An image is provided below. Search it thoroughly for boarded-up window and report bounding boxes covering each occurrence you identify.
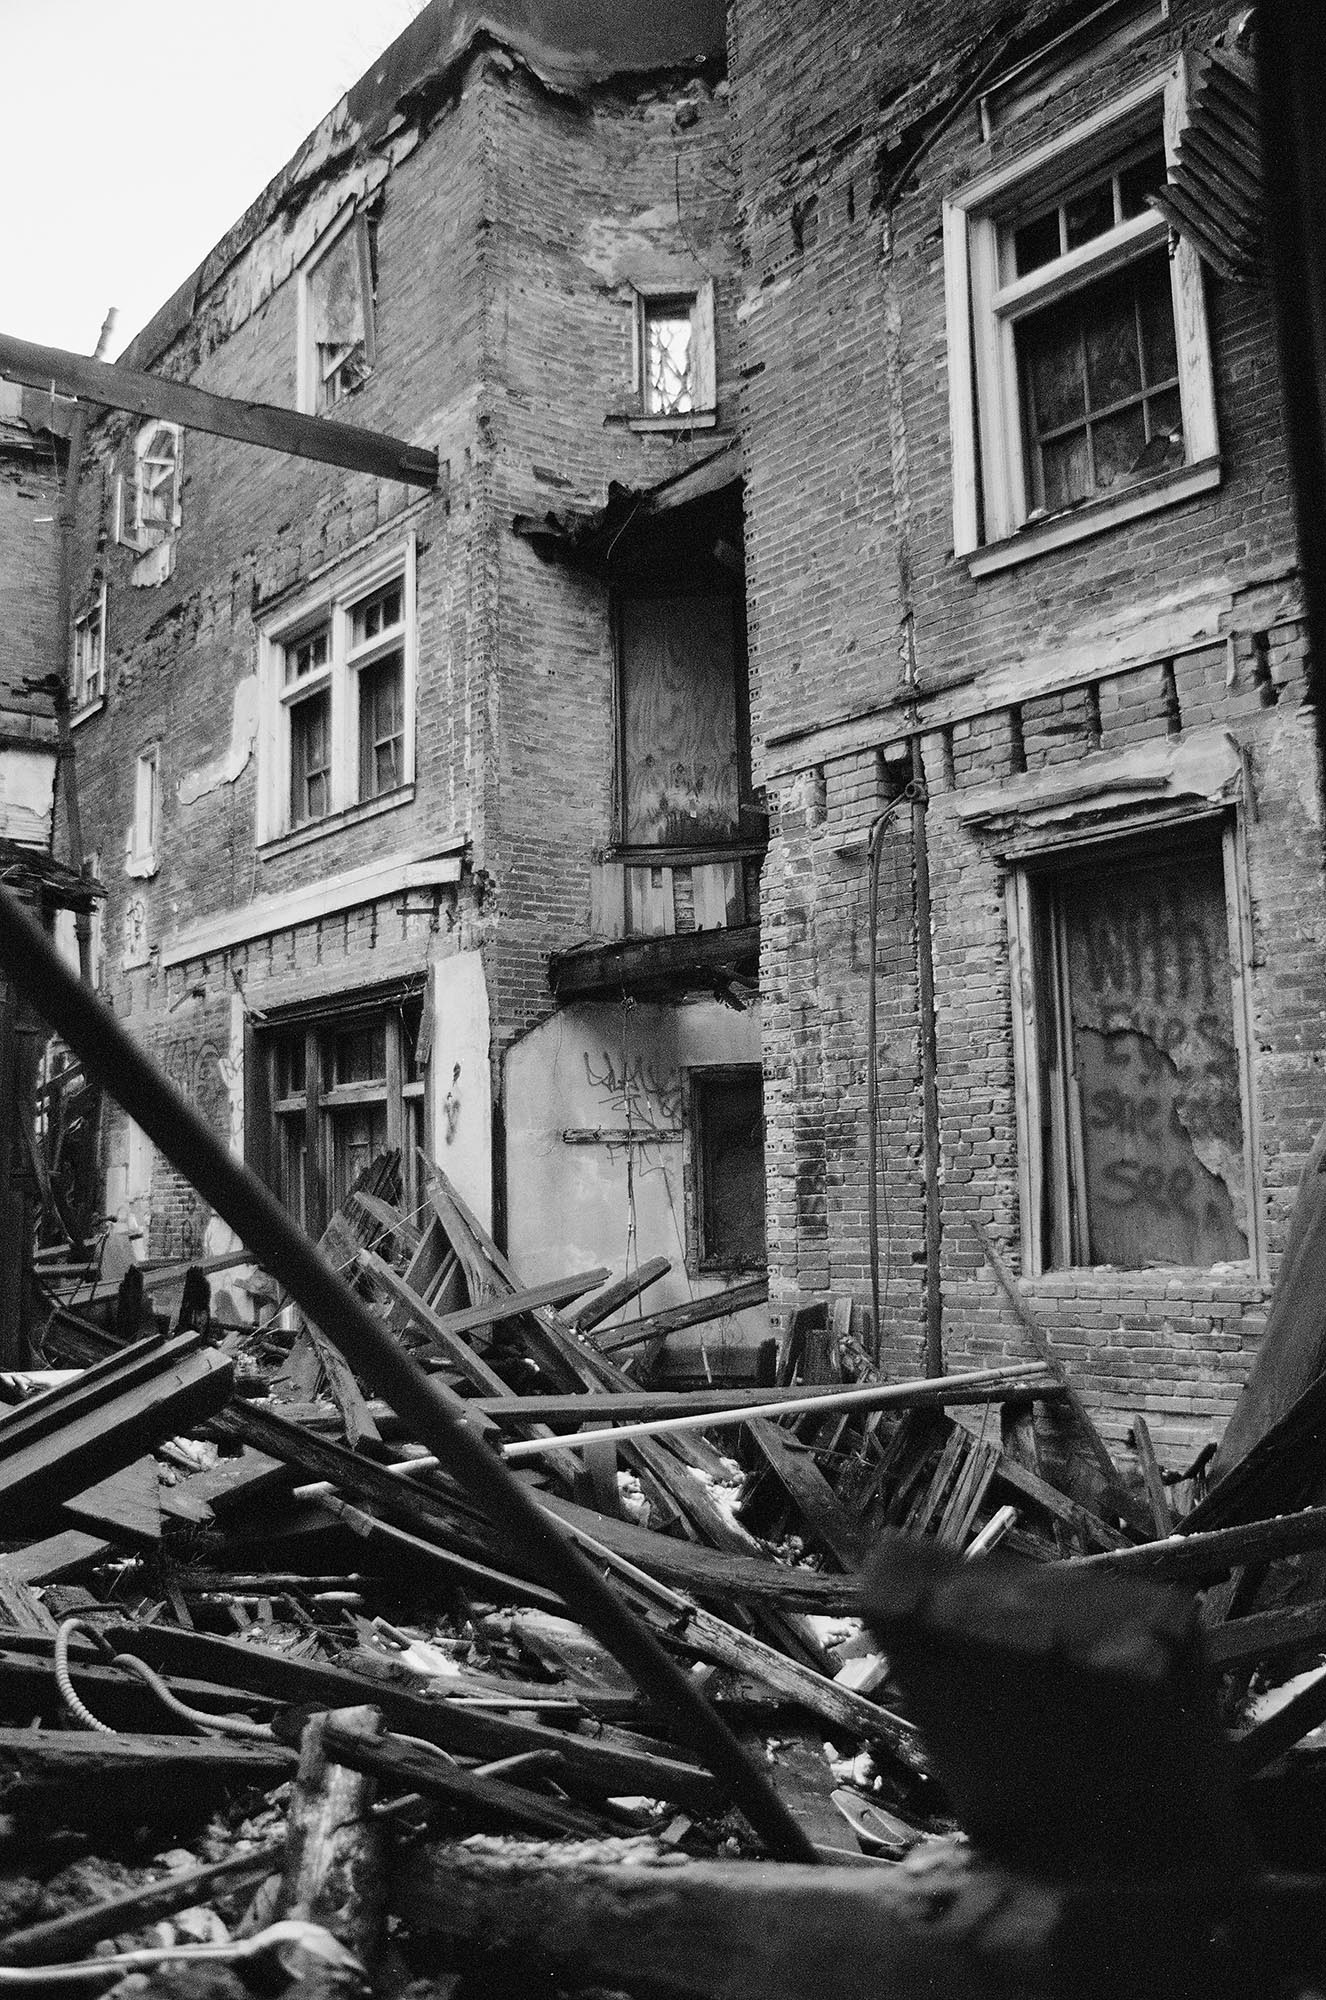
[302,215,375,413]
[619,595,741,847]
[693,1067,766,1270]
[1032,837,1248,1270]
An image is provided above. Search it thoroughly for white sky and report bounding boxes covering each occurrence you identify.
[1,1,434,360]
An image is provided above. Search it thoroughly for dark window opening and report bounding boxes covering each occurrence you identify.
[359,652,405,799]
[693,1066,767,1272]
[261,995,424,1236]
[290,690,331,826]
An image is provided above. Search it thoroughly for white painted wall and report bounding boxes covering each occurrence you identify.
[431,950,493,1232]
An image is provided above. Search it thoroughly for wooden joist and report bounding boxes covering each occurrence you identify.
[320,1714,611,1839]
[0,1726,296,1826]
[598,1278,770,1353]
[0,331,438,487]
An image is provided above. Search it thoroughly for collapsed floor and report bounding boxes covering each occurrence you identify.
[1,1147,1326,1997]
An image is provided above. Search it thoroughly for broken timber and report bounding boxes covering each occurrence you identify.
[0,331,438,486]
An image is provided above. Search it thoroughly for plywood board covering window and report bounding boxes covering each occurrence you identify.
[619,595,741,847]
[1008,821,1259,1273]
[299,212,375,414]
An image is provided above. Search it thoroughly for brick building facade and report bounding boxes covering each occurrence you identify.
[66,1,771,1363]
[732,0,1320,1456]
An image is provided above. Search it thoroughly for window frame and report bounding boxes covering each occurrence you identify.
[127,744,160,878]
[1005,810,1264,1280]
[689,1063,768,1275]
[256,534,416,848]
[631,280,717,429]
[254,988,427,1238]
[944,59,1219,573]
[72,583,107,717]
[297,208,376,416]
[117,422,183,551]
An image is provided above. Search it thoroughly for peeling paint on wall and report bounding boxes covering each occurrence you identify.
[178,675,259,806]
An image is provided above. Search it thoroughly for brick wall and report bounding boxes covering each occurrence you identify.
[734,0,1326,1460]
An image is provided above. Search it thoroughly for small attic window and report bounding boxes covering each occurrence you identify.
[300,213,376,414]
[633,283,716,425]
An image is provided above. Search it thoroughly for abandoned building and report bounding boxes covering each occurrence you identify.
[63,0,769,1374]
[732,0,1315,1458]
[39,0,1326,1460]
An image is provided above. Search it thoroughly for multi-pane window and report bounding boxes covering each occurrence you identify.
[944,65,1219,562]
[260,541,415,843]
[300,213,375,414]
[128,745,160,874]
[1009,827,1256,1274]
[116,422,183,552]
[692,1066,767,1271]
[264,996,425,1235]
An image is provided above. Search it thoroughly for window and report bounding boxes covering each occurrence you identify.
[127,746,160,877]
[944,62,1219,570]
[1007,824,1258,1274]
[299,212,375,414]
[259,995,425,1236]
[258,539,415,844]
[116,423,183,551]
[72,587,106,712]
[634,282,716,423]
[618,595,743,848]
[692,1066,767,1271]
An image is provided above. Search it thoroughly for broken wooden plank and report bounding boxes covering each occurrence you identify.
[1231,1664,1326,1776]
[598,1278,771,1353]
[61,1453,162,1545]
[0,1339,233,1533]
[569,1257,671,1332]
[314,1490,573,1614]
[320,1714,609,1838]
[1059,1506,1326,1583]
[280,1707,386,1983]
[743,1420,871,1570]
[0,1726,295,1828]
[0,1530,111,1585]
[0,1572,56,1635]
[1205,1597,1326,1671]
[1131,1415,1174,1536]
[0,330,438,486]
[470,1377,1066,1427]
[990,1452,1131,1553]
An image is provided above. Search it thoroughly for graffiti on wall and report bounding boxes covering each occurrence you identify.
[154,1034,240,1260]
[582,1045,683,1147]
[1066,855,1247,1268]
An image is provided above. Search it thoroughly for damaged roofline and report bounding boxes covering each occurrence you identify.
[118,0,727,379]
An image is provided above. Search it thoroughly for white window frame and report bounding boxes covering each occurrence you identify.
[944,60,1219,574]
[256,534,416,847]
[631,280,717,429]
[117,423,183,550]
[72,583,107,716]
[297,208,376,416]
[1005,811,1264,1280]
[127,744,160,878]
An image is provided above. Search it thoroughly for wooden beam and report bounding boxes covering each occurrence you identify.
[598,1278,770,1352]
[1205,1597,1326,1670]
[569,1257,671,1332]
[471,1379,1069,1427]
[0,331,438,487]
[1058,1505,1326,1583]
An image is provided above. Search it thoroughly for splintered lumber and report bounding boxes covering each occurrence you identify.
[970,1223,1149,1534]
[1231,1665,1326,1775]
[0,1330,233,1533]
[569,1256,671,1331]
[0,894,811,1865]
[280,1707,386,1982]
[598,1278,771,1353]
[742,1419,872,1569]
[314,1491,572,1614]
[364,1252,610,1344]
[0,330,438,486]
[0,1726,295,1827]
[320,1715,609,1838]
[0,1572,55,1634]
[0,1530,111,1585]
[0,1840,285,1966]
[392,1841,1307,2000]
[1184,1358,1326,1535]
[863,1534,1252,1883]
[1205,1598,1326,1670]
[61,1453,162,1544]
[1130,1415,1174,1536]
[1057,1506,1326,1582]
[989,1450,1131,1553]
[97,1624,724,1812]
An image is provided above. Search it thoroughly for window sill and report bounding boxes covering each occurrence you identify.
[1021,1261,1266,1299]
[606,411,720,434]
[966,457,1222,578]
[259,783,414,860]
[71,696,105,729]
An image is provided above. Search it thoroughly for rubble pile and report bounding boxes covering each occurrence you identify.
[0,1149,1324,1995]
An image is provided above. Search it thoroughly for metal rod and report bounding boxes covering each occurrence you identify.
[0,884,817,1863]
[499,1362,1054,1461]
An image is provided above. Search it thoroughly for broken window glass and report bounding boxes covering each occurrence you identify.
[306,217,374,412]
[643,296,697,416]
[1033,840,1248,1270]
